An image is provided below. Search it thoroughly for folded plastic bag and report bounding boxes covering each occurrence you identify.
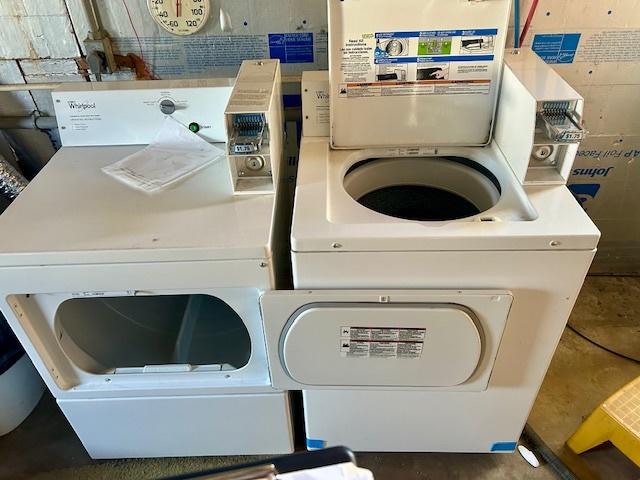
[102,116,226,194]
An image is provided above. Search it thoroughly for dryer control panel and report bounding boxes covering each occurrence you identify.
[52,79,234,147]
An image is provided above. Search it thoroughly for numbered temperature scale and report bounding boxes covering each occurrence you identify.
[147,0,210,36]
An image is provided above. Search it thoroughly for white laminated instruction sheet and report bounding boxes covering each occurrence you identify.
[337,28,499,98]
[102,116,226,194]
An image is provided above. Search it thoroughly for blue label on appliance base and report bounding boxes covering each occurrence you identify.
[269,33,314,64]
[491,441,518,452]
[532,33,581,64]
[306,438,327,450]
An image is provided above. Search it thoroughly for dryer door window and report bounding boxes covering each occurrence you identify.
[55,294,252,374]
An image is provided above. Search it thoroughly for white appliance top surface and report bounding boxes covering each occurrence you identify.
[328,0,511,148]
[0,146,276,266]
[291,137,600,253]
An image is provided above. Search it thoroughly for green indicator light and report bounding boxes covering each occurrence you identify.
[188,122,200,133]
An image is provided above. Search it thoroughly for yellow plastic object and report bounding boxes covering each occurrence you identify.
[567,376,640,466]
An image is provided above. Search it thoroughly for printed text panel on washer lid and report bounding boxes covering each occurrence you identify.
[281,304,482,387]
[328,0,511,148]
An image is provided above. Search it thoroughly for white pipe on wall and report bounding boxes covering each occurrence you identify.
[0,116,58,130]
[0,84,62,92]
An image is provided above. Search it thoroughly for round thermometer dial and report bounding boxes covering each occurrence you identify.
[147,0,210,36]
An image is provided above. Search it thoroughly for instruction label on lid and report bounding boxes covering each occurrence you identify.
[337,29,498,98]
[339,327,426,359]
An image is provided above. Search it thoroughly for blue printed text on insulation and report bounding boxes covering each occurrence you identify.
[268,33,314,64]
[532,33,581,64]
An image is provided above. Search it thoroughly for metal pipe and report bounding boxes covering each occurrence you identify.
[0,83,61,92]
[0,155,28,200]
[514,0,521,48]
[0,78,301,93]
[0,116,58,130]
[81,0,102,35]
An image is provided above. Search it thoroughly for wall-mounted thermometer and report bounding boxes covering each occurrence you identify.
[147,0,210,36]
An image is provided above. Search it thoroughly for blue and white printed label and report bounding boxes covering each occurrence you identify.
[338,28,498,98]
[268,33,314,64]
[532,33,581,64]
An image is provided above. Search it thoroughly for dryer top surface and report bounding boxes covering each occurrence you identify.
[0,146,276,266]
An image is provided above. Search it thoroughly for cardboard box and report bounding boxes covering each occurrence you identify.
[569,135,640,274]
[518,1,640,274]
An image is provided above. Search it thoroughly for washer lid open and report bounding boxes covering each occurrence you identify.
[328,0,511,149]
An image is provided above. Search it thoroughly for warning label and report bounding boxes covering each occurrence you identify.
[337,28,498,97]
[339,327,426,359]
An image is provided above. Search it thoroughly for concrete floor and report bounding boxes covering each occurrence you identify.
[1,276,639,480]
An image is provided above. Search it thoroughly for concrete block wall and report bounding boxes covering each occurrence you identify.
[0,0,638,273]
[0,0,83,116]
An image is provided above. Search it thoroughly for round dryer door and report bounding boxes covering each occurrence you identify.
[280,303,483,387]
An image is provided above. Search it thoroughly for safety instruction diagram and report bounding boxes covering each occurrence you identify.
[337,28,498,98]
[340,327,426,359]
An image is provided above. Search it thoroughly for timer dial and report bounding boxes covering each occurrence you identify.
[147,0,210,36]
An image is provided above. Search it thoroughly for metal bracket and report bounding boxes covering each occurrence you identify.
[84,34,117,81]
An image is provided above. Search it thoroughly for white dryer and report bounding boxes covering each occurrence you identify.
[0,63,294,458]
[258,0,600,453]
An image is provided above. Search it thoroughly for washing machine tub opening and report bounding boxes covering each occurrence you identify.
[55,294,252,374]
[343,156,502,221]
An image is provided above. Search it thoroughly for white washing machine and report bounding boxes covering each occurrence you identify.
[0,63,294,458]
[258,0,600,453]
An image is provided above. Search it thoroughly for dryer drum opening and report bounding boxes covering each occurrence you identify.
[54,294,252,374]
[343,157,502,221]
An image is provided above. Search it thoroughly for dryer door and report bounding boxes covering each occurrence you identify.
[260,290,512,392]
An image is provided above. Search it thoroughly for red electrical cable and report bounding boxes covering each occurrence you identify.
[519,0,540,47]
[121,0,156,79]
[122,0,144,61]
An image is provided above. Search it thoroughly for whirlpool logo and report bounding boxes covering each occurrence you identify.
[67,100,96,110]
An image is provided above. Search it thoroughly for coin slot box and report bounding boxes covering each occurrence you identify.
[224,60,283,195]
